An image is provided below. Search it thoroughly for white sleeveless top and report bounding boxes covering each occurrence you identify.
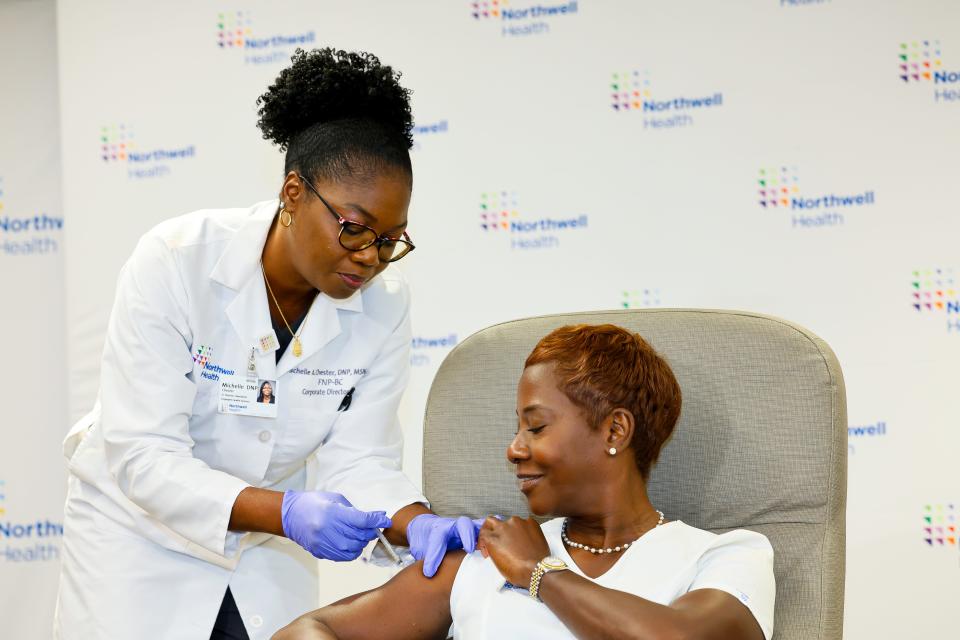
[450,519,775,640]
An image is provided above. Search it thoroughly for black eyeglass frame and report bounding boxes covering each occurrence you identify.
[296,173,415,263]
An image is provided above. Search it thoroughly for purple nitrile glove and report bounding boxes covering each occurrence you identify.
[281,490,391,562]
[407,514,485,577]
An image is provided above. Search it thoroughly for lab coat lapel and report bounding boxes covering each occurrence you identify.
[275,288,364,377]
[210,201,279,381]
[275,295,339,377]
[224,275,278,381]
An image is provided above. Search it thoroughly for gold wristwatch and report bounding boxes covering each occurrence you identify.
[528,555,568,601]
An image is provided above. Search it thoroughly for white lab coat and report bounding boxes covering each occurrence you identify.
[54,200,426,639]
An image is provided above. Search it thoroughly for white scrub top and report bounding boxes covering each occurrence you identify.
[450,519,776,640]
[54,200,426,639]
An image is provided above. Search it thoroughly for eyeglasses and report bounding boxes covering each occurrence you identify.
[297,174,415,263]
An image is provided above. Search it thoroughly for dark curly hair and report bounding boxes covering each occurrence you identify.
[525,324,682,480]
[256,48,414,185]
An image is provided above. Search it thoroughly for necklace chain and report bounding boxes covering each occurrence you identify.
[561,510,665,555]
[260,261,308,358]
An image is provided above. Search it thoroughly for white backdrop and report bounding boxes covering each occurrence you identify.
[0,1,66,638]
[3,0,958,637]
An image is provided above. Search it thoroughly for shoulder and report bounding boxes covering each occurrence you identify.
[145,201,271,253]
[656,521,773,562]
[677,526,775,639]
[121,201,274,293]
[129,201,271,267]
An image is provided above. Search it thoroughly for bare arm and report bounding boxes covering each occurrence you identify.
[538,572,764,640]
[383,502,432,545]
[229,487,284,535]
[227,490,429,542]
[272,551,465,640]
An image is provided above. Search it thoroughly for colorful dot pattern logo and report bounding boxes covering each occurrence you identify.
[757,166,799,208]
[0,176,5,213]
[899,40,942,83]
[622,289,661,308]
[611,70,651,112]
[923,504,957,547]
[100,124,134,162]
[0,479,5,516]
[218,11,252,48]
[471,0,506,19]
[480,191,519,231]
[911,268,958,313]
[193,344,212,368]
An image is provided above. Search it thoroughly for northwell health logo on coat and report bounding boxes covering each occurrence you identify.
[99,124,196,180]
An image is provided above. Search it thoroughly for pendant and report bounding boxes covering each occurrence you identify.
[292,336,303,358]
[247,348,257,377]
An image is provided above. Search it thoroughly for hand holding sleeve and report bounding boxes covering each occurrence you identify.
[407,514,484,577]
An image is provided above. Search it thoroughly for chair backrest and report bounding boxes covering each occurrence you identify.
[422,309,846,640]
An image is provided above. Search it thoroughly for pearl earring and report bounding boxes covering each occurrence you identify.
[608,447,617,456]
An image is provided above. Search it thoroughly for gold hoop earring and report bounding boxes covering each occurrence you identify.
[279,208,293,227]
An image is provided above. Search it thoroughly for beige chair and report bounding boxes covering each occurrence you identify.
[422,309,846,640]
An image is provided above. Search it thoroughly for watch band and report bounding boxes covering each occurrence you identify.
[529,556,568,600]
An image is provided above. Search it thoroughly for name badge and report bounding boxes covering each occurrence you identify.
[218,374,279,418]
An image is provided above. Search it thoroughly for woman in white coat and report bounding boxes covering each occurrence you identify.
[54,48,479,640]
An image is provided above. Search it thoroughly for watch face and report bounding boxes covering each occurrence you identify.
[541,556,566,570]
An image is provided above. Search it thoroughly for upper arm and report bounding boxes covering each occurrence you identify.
[670,588,765,640]
[289,552,465,640]
[671,530,775,640]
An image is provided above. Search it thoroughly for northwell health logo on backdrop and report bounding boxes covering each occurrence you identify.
[846,420,887,456]
[621,289,661,309]
[470,0,578,37]
[411,120,449,151]
[217,10,316,65]
[410,334,459,368]
[479,190,588,250]
[910,268,959,334]
[899,39,960,103]
[922,504,957,549]
[756,166,876,228]
[0,480,63,563]
[0,176,62,257]
[611,70,723,129]
[100,124,196,180]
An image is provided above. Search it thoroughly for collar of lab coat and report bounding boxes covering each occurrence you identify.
[209,200,364,378]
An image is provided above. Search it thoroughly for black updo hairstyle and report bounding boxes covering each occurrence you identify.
[256,48,414,187]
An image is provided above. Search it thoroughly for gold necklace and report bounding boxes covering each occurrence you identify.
[260,261,308,358]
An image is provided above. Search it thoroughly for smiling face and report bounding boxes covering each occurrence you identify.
[282,170,411,299]
[508,362,611,517]
[261,382,273,398]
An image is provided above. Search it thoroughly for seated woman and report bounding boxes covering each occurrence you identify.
[274,324,775,640]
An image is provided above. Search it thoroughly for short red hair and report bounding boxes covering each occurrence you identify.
[524,324,682,479]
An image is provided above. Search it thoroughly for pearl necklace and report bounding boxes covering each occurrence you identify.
[561,511,665,555]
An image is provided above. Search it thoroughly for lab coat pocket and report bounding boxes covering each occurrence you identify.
[276,408,339,470]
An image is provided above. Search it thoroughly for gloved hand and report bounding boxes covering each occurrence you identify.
[281,490,391,561]
[407,514,484,577]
